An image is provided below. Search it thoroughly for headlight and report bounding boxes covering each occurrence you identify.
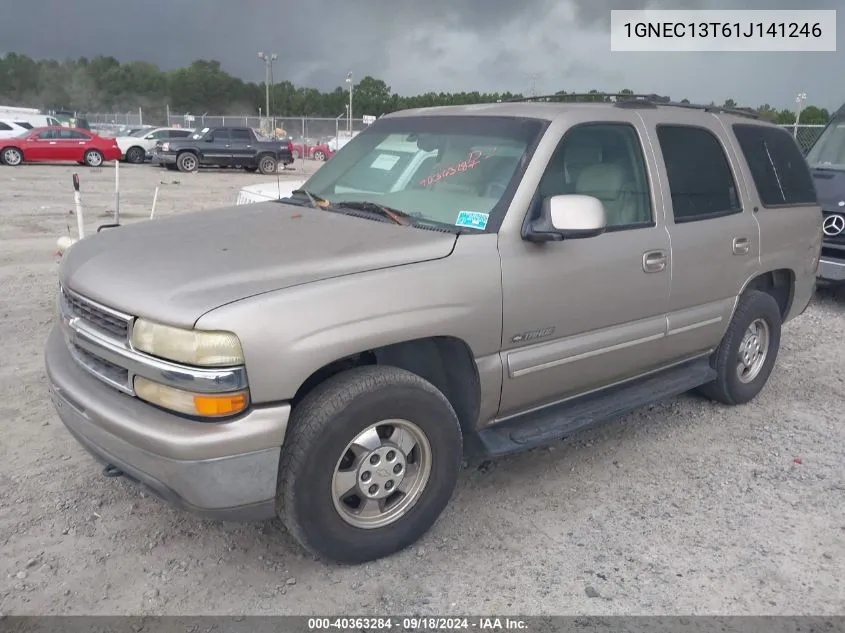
[131,318,244,366]
[134,376,249,418]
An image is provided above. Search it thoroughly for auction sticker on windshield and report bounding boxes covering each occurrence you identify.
[455,211,489,230]
[370,153,401,171]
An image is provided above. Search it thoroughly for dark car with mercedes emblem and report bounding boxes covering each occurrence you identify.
[805,103,845,285]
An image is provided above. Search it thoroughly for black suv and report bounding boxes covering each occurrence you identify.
[805,103,845,285]
[153,126,295,175]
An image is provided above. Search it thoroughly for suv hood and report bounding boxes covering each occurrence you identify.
[811,167,845,212]
[60,202,457,328]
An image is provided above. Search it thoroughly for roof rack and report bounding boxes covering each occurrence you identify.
[505,93,670,104]
[504,92,760,120]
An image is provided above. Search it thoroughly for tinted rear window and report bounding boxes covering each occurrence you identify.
[0,122,12,131]
[732,124,817,207]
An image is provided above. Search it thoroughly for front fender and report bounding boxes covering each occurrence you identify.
[194,234,503,404]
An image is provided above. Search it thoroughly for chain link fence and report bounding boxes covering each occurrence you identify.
[780,124,826,152]
[83,109,828,153]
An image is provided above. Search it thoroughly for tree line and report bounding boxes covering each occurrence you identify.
[0,53,834,125]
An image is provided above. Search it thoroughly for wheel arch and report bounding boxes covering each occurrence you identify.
[736,268,795,321]
[291,335,481,437]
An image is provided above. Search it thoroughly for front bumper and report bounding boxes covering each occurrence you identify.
[152,151,177,165]
[818,257,845,283]
[45,326,290,521]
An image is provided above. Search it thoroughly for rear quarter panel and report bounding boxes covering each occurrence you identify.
[718,121,822,321]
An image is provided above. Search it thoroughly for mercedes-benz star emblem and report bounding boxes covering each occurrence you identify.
[823,214,845,237]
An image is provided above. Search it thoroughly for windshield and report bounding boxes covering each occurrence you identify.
[128,128,151,137]
[292,115,547,233]
[805,120,845,170]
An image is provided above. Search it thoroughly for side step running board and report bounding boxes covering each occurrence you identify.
[477,356,717,457]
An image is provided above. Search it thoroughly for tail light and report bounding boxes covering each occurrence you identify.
[287,141,293,152]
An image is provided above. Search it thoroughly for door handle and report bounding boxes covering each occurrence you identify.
[732,237,750,255]
[642,250,668,273]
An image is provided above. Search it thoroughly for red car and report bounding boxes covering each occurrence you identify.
[0,126,122,167]
[290,138,334,161]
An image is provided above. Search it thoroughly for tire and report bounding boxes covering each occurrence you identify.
[176,152,198,172]
[258,154,277,175]
[2,147,23,166]
[697,289,782,406]
[292,150,300,159]
[84,150,104,167]
[313,150,326,162]
[164,164,177,171]
[125,146,145,164]
[276,365,463,564]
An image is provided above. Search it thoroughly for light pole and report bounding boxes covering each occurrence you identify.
[258,52,278,134]
[793,92,807,138]
[345,71,353,136]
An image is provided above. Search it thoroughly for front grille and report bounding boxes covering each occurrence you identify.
[68,341,131,391]
[61,288,131,340]
[822,212,845,245]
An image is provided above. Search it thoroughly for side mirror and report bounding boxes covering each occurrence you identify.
[524,194,606,242]
[145,134,155,140]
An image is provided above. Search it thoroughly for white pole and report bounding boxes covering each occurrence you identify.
[113,160,120,224]
[150,186,160,219]
[73,173,84,239]
[139,106,143,126]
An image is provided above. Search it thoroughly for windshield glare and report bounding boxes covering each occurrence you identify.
[806,121,845,169]
[296,115,546,232]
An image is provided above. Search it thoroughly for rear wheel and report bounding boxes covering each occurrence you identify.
[258,154,277,175]
[2,147,23,166]
[177,152,198,172]
[125,146,145,164]
[276,366,463,564]
[697,290,782,405]
[313,150,326,162]
[84,150,104,167]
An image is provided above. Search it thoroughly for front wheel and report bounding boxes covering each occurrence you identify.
[125,146,145,164]
[177,152,198,172]
[276,366,463,564]
[697,289,782,406]
[258,154,277,175]
[2,147,23,166]
[84,150,104,167]
[313,150,326,162]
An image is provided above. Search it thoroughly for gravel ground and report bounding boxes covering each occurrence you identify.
[0,162,843,616]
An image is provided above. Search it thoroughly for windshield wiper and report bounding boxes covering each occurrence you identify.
[331,201,413,225]
[288,189,329,209]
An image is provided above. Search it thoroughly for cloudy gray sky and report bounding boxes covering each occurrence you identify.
[0,0,841,109]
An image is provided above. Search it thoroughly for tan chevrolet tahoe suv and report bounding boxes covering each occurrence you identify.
[45,94,823,564]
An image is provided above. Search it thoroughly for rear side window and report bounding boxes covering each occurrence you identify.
[171,130,191,138]
[15,121,33,129]
[656,125,741,222]
[732,124,817,207]
[0,122,12,131]
[230,128,253,141]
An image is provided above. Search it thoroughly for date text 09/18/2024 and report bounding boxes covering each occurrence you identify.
[307,616,529,631]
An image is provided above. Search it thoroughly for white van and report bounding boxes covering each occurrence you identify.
[15,114,63,128]
[0,118,35,139]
